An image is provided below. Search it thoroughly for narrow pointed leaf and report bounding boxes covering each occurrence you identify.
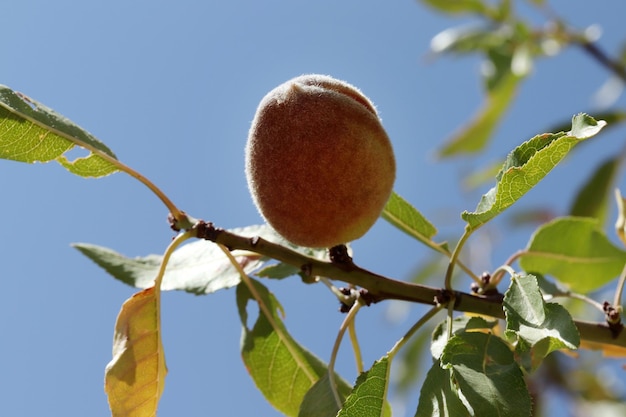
[74,240,263,294]
[382,191,443,248]
[519,217,626,292]
[504,274,579,371]
[415,362,471,417]
[569,156,621,224]
[105,287,166,417]
[0,85,118,177]
[420,0,488,15]
[237,279,351,416]
[430,25,498,55]
[438,73,519,157]
[73,225,305,294]
[336,357,392,417]
[462,114,606,231]
[441,332,532,417]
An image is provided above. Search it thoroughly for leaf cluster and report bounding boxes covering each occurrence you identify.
[3,0,626,416]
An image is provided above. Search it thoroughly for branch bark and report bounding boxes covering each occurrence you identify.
[195,221,625,349]
[576,40,626,83]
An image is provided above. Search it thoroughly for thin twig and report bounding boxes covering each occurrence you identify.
[388,304,445,358]
[348,319,363,374]
[490,250,525,286]
[576,40,626,83]
[328,299,363,409]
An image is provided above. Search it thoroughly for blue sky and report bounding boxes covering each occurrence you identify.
[2,1,626,416]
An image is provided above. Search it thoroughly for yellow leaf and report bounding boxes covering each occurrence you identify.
[105,287,166,417]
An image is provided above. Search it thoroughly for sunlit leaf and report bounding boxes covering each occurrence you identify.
[415,361,471,417]
[105,287,166,417]
[438,73,520,157]
[73,240,262,294]
[430,25,500,55]
[441,332,532,416]
[237,278,351,416]
[431,316,498,360]
[462,114,607,231]
[519,217,626,293]
[437,23,535,157]
[336,357,392,417]
[547,110,626,136]
[0,85,118,177]
[382,191,442,248]
[420,0,489,15]
[74,225,318,294]
[504,274,579,371]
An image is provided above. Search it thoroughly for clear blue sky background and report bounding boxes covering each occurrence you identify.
[2,1,626,416]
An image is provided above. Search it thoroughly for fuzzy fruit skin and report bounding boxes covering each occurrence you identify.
[245,74,396,248]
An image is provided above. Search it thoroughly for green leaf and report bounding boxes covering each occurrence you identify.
[0,85,118,178]
[237,279,351,417]
[382,191,442,248]
[547,110,626,135]
[441,332,532,417]
[298,372,353,417]
[74,225,274,294]
[437,23,535,157]
[430,25,500,55]
[256,262,301,279]
[462,114,607,231]
[503,274,579,371]
[438,72,520,157]
[431,316,498,360]
[336,357,392,417]
[570,113,611,138]
[569,156,621,224]
[75,224,329,293]
[519,217,626,293]
[420,0,489,15]
[415,361,471,417]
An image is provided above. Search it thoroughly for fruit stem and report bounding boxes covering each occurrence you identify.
[328,298,363,409]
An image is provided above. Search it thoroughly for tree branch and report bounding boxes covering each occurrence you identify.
[574,38,626,83]
[195,221,626,348]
